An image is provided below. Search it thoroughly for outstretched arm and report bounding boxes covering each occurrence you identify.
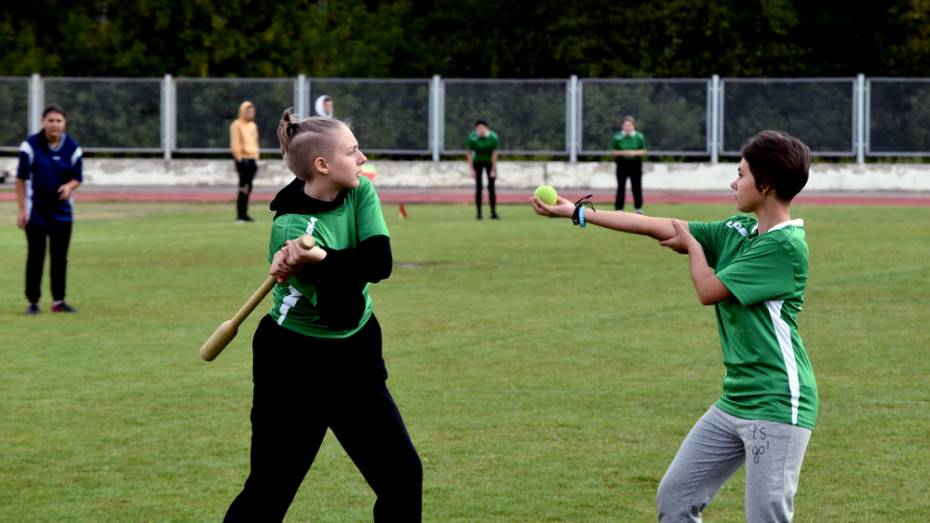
[660,220,731,305]
[531,196,678,241]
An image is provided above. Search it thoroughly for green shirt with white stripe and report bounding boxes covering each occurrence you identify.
[689,215,819,429]
[267,176,389,339]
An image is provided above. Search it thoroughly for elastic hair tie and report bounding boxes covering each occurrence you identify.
[572,194,595,227]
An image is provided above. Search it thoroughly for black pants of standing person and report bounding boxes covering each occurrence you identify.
[235,159,257,220]
[473,161,497,219]
[615,158,643,211]
[25,220,73,304]
[224,315,422,523]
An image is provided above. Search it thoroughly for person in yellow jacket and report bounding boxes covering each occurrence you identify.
[230,101,260,222]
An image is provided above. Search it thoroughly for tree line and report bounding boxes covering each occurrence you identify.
[1,0,928,79]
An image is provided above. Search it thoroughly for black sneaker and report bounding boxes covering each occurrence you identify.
[51,301,77,313]
[26,303,39,315]
[491,214,500,220]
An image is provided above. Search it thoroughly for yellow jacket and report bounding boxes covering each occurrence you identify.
[230,101,260,161]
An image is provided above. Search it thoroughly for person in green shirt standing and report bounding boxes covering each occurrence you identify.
[611,115,647,213]
[223,111,422,522]
[466,119,500,220]
[532,130,817,522]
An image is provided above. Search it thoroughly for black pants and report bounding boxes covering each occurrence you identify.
[224,315,422,522]
[615,159,643,211]
[236,159,257,219]
[473,161,496,217]
[25,220,72,303]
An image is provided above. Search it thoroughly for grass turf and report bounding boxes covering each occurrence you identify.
[1,200,928,522]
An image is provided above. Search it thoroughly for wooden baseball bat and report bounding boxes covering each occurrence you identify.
[200,234,315,362]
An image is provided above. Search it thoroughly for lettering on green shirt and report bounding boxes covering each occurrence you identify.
[267,176,390,339]
[467,130,499,163]
[689,215,819,429]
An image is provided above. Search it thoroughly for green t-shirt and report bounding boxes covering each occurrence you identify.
[689,215,819,429]
[267,176,389,339]
[467,130,499,163]
[612,130,646,160]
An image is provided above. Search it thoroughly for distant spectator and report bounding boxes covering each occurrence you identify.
[466,120,500,220]
[16,105,82,315]
[611,115,647,213]
[314,95,334,117]
[230,101,260,222]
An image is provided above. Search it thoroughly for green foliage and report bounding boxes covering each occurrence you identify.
[1,1,928,78]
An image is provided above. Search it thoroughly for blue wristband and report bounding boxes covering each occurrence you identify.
[579,206,586,227]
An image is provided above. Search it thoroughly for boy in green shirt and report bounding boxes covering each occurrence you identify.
[532,130,817,522]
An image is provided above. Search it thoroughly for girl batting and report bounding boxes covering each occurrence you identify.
[223,111,422,522]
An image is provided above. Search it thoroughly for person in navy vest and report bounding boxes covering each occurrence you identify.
[16,105,82,315]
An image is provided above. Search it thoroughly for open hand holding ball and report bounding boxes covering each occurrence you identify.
[533,185,559,205]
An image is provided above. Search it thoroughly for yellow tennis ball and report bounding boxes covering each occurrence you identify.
[533,185,558,205]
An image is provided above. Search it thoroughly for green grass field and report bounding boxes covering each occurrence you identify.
[1,200,929,522]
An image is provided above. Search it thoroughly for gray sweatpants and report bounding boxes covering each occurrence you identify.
[656,405,812,522]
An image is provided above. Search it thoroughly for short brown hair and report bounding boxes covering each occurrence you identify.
[740,130,811,202]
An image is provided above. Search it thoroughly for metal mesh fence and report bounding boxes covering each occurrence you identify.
[867,79,930,156]
[0,77,28,151]
[580,79,709,155]
[5,75,930,159]
[43,78,162,151]
[442,79,568,154]
[721,78,855,156]
[307,79,430,153]
[174,78,296,152]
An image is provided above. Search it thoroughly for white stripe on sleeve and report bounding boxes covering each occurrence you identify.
[71,146,83,166]
[19,141,34,165]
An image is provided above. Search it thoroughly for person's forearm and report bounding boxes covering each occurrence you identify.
[466,152,473,169]
[583,210,678,240]
[301,235,392,284]
[685,240,729,305]
[65,179,80,191]
[15,178,26,210]
[632,149,646,157]
[491,151,499,167]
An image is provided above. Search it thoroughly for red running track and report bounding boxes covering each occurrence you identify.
[1,187,929,206]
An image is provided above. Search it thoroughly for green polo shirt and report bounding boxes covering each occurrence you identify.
[267,176,389,339]
[612,130,646,160]
[467,130,499,163]
[689,215,819,429]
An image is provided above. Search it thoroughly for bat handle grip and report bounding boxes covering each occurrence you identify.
[230,275,277,328]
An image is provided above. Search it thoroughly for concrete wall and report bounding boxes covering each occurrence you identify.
[2,157,929,191]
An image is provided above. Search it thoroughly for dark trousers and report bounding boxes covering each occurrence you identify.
[25,220,73,303]
[615,159,643,211]
[236,159,257,219]
[224,315,422,523]
[473,161,497,217]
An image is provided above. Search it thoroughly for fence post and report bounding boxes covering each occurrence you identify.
[161,74,174,162]
[430,75,441,162]
[710,74,720,164]
[856,73,865,164]
[28,73,43,134]
[568,75,578,164]
[296,74,308,118]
